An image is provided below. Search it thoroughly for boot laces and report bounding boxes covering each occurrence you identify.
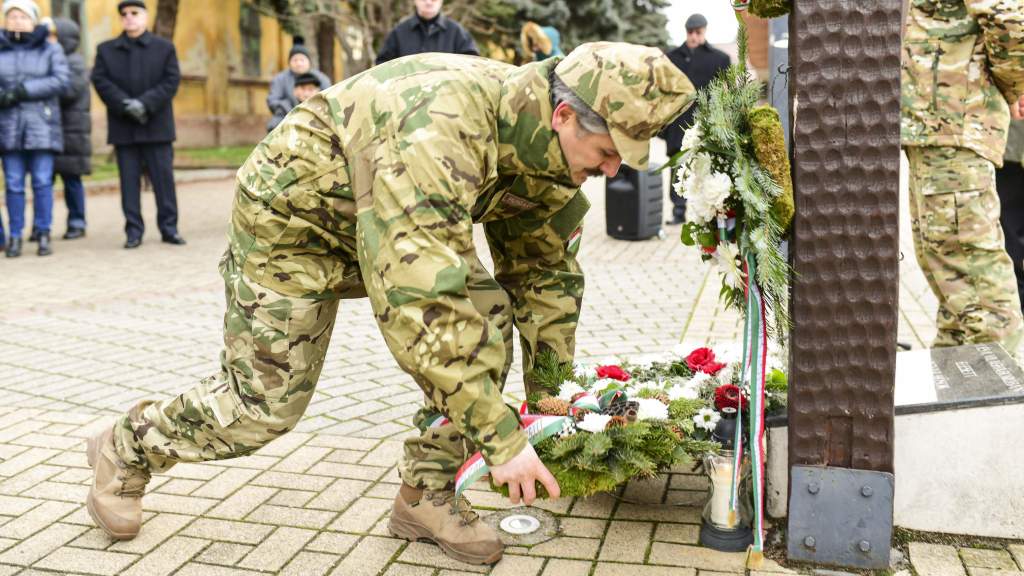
[428,491,479,526]
[115,467,150,498]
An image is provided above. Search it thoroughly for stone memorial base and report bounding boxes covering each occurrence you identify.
[766,343,1024,539]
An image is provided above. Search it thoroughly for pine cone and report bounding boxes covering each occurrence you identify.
[536,396,570,416]
[605,398,639,422]
[653,392,670,405]
[606,416,629,430]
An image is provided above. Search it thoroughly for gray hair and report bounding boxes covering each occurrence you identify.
[549,71,609,135]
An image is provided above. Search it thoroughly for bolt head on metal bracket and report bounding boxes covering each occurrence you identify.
[787,466,894,570]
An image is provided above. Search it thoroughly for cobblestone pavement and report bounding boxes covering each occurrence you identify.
[0,151,1011,576]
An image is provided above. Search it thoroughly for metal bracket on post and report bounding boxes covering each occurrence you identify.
[787,466,894,570]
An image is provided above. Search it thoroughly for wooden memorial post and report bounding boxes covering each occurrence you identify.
[785,0,903,569]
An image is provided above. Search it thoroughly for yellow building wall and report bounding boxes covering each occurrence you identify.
[43,0,337,148]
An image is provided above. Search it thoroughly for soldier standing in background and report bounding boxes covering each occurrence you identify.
[84,42,694,565]
[902,0,1024,352]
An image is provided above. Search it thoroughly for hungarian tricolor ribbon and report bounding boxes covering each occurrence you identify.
[452,414,570,497]
[733,252,767,554]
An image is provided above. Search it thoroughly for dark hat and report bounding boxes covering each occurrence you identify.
[117,0,146,12]
[294,72,319,88]
[685,13,708,31]
[289,36,311,60]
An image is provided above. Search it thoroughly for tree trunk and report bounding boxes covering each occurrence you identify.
[153,0,180,41]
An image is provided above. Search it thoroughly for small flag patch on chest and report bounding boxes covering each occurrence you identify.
[566,227,582,254]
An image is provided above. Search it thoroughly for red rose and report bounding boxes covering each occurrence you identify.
[596,365,631,381]
[714,384,748,411]
[685,348,714,371]
[686,347,727,375]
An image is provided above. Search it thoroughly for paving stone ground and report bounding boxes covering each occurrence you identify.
[0,151,1015,575]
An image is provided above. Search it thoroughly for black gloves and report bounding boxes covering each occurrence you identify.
[0,84,28,108]
[122,98,148,124]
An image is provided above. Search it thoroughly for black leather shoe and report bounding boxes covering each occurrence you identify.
[63,227,86,240]
[124,237,142,249]
[5,237,22,258]
[161,234,186,246]
[37,233,52,256]
[28,228,39,243]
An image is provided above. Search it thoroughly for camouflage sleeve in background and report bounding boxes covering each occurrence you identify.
[484,179,589,390]
[968,0,1024,105]
[355,81,528,468]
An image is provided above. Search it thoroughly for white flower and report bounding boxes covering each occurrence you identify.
[597,355,620,367]
[635,398,669,420]
[717,363,736,385]
[711,241,745,290]
[671,343,691,360]
[681,154,733,225]
[557,380,586,402]
[693,408,721,431]
[668,383,700,401]
[577,413,612,433]
[688,371,712,388]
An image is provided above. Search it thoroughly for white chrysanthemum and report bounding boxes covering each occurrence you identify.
[681,124,702,154]
[557,380,586,402]
[577,413,612,433]
[671,343,690,360]
[711,241,745,290]
[693,407,721,431]
[635,398,669,420]
[688,371,712,388]
[668,383,700,401]
[682,155,733,225]
[716,363,735,385]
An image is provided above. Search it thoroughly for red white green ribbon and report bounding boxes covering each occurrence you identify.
[452,414,571,497]
[733,252,767,552]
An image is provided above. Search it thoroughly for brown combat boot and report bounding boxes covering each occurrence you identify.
[86,426,151,540]
[388,485,503,565]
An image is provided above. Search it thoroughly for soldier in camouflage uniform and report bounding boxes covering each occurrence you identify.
[85,42,695,564]
[902,0,1024,352]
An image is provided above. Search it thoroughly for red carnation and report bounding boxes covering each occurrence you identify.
[714,384,748,411]
[685,348,726,374]
[596,365,631,382]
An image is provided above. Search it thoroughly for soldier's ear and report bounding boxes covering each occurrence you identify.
[551,102,575,133]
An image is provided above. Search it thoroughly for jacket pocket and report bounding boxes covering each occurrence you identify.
[903,37,971,136]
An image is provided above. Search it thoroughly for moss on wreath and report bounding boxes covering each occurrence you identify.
[750,0,791,18]
[749,105,794,233]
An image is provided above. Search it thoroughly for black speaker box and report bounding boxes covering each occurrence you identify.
[605,165,664,241]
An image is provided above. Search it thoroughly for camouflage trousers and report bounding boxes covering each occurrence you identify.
[112,247,515,491]
[906,146,1024,351]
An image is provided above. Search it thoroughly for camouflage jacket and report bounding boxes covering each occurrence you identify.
[231,54,588,466]
[901,0,1024,165]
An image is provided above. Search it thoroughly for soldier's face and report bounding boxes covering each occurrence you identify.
[552,103,622,185]
[415,0,442,19]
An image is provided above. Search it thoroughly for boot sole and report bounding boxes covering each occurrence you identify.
[388,516,502,565]
[85,433,138,541]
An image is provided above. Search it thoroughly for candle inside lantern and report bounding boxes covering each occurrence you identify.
[706,452,739,529]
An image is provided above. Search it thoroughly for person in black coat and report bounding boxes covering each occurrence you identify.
[90,0,184,249]
[660,14,731,224]
[375,0,479,65]
[50,17,91,240]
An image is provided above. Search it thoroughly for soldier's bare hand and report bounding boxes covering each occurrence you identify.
[489,443,560,506]
[1012,95,1024,120]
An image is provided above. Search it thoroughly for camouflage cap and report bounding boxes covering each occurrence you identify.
[554,41,696,167]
